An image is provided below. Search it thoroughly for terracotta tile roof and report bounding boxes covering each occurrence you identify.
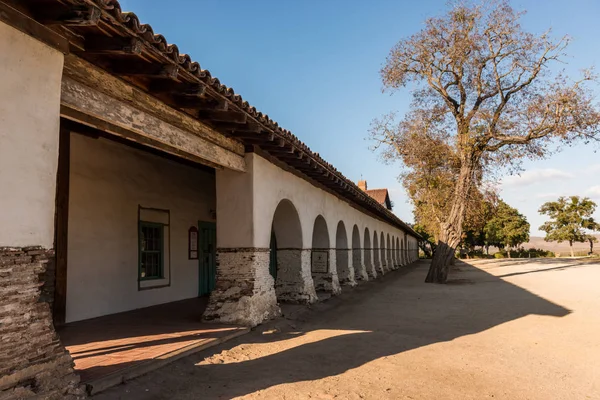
[365,189,390,206]
[16,0,420,239]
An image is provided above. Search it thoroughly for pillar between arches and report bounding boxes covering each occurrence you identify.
[311,249,341,294]
[337,248,357,286]
[203,248,281,327]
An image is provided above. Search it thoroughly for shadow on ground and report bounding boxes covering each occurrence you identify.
[94,260,572,399]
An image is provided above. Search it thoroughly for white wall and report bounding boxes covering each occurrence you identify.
[249,154,414,252]
[66,134,216,322]
[0,22,64,248]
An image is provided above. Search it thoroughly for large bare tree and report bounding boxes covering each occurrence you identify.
[371,1,600,283]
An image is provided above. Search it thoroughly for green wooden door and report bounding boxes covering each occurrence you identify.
[199,221,217,296]
[269,230,277,280]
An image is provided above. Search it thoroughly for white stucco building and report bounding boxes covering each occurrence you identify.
[0,1,420,397]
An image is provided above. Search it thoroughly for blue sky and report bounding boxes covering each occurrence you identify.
[118,0,600,236]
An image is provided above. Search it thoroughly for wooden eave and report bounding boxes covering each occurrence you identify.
[8,0,421,239]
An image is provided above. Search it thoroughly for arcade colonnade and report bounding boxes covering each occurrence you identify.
[204,154,420,326]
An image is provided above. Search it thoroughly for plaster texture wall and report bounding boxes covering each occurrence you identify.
[0,23,64,248]
[250,154,414,252]
[66,134,216,322]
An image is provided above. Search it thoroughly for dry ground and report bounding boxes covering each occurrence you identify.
[96,258,600,400]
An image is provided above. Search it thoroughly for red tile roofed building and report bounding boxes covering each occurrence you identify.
[358,180,393,211]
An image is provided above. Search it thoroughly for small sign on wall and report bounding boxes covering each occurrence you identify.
[188,226,198,260]
[311,250,329,273]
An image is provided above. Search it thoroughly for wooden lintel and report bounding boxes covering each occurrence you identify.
[110,61,179,80]
[60,77,246,172]
[0,2,70,54]
[199,110,247,124]
[80,36,143,55]
[38,5,101,27]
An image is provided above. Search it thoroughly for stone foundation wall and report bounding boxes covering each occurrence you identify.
[352,249,368,281]
[203,249,280,327]
[364,248,377,279]
[275,249,317,304]
[0,247,84,399]
[336,249,356,287]
[311,249,341,294]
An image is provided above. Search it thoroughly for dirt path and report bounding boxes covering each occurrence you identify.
[96,259,600,399]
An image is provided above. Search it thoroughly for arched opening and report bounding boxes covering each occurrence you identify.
[380,231,386,273]
[364,227,375,278]
[386,233,394,269]
[352,225,366,281]
[336,221,354,286]
[373,231,380,273]
[404,236,408,265]
[271,199,315,303]
[311,215,340,293]
[391,235,396,269]
[396,237,401,266]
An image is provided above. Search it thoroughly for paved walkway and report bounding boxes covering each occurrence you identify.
[59,298,248,395]
[95,259,600,399]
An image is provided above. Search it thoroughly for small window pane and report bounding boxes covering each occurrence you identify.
[139,222,163,280]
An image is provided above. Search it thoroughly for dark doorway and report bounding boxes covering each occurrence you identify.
[199,221,216,296]
[270,230,278,280]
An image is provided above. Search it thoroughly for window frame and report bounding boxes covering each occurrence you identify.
[138,220,165,281]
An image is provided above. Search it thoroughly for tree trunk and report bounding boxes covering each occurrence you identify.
[570,241,574,258]
[589,239,594,255]
[425,154,477,284]
[507,247,512,258]
[485,245,489,255]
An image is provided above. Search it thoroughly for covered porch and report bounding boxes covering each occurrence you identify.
[58,298,248,395]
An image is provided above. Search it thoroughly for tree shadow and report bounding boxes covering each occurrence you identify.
[94,260,571,399]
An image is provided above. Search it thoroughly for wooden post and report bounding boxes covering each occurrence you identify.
[53,125,70,326]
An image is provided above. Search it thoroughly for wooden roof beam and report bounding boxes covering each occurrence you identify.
[198,110,247,123]
[79,36,143,55]
[150,81,206,97]
[110,61,179,80]
[37,5,101,27]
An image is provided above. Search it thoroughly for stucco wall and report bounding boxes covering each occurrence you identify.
[250,154,414,253]
[66,134,216,322]
[0,22,64,248]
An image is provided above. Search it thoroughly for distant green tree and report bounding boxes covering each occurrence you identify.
[484,201,530,257]
[539,196,598,257]
[581,213,599,255]
[414,224,435,258]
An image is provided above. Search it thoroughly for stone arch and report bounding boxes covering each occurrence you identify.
[336,221,355,286]
[311,215,340,294]
[352,225,367,281]
[404,235,408,265]
[379,231,386,273]
[396,236,401,266]
[386,233,394,269]
[364,227,375,279]
[271,199,316,303]
[391,235,396,269]
[373,231,380,274]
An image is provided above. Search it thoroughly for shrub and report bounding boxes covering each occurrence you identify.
[494,252,505,259]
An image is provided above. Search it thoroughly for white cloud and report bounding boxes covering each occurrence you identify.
[501,168,573,188]
[586,186,600,199]
[587,164,600,174]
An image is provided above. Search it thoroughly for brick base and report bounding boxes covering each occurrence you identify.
[203,249,281,327]
[0,247,85,399]
[312,249,341,294]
